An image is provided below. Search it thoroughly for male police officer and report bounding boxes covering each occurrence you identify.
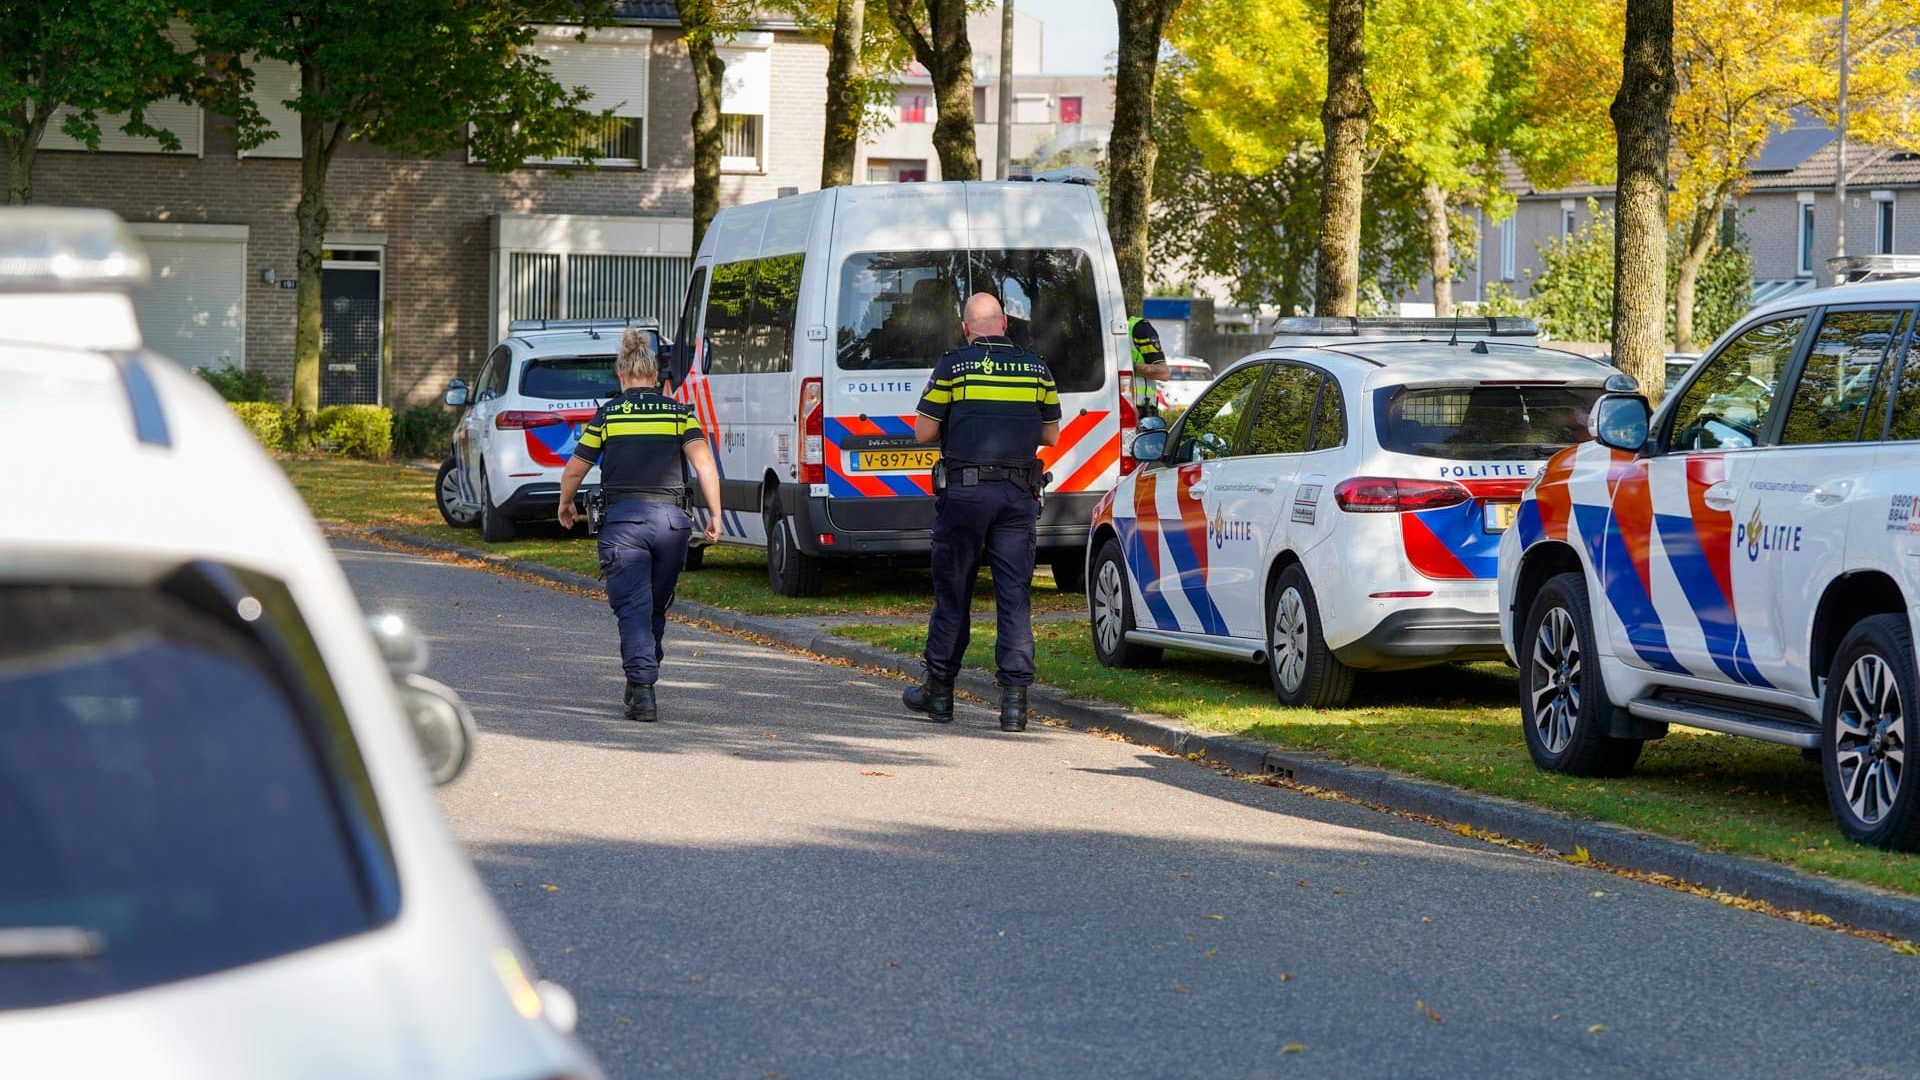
[1128,316,1171,417]
[903,293,1061,731]
[558,329,723,722]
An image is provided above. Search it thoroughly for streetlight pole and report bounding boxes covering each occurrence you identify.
[1833,0,1850,280]
[996,0,1014,180]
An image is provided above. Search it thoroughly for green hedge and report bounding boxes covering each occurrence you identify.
[391,404,458,460]
[229,402,291,451]
[198,364,276,403]
[315,405,394,460]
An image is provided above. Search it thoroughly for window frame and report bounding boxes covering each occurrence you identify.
[519,28,653,169]
[1242,360,1340,458]
[1655,308,1815,455]
[1798,200,1817,277]
[1167,363,1265,463]
[720,112,764,173]
[1876,195,1896,256]
[1857,304,1920,443]
[1775,304,1915,448]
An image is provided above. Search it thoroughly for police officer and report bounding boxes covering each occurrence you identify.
[1129,316,1171,417]
[903,293,1061,731]
[557,329,723,722]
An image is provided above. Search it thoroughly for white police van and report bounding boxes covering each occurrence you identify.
[1499,256,1920,848]
[1086,317,1619,707]
[666,172,1138,596]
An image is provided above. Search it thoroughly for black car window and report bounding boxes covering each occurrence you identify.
[1244,363,1319,456]
[0,583,391,1011]
[1175,365,1262,461]
[520,355,616,400]
[702,259,754,375]
[672,266,708,387]
[1312,377,1347,450]
[1664,315,1805,452]
[1377,384,1602,460]
[1880,314,1920,441]
[1780,309,1907,446]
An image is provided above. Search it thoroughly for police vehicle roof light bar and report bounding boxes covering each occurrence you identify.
[0,206,150,293]
[508,317,663,334]
[1828,254,1920,284]
[1271,315,1539,341]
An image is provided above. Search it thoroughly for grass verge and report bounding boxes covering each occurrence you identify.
[832,622,1920,896]
[283,458,1084,617]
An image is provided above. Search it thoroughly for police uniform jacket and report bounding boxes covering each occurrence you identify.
[916,337,1062,467]
[570,388,703,504]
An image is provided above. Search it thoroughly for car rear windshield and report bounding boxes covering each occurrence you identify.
[520,355,616,400]
[1375,384,1604,460]
[0,581,394,1010]
[835,248,1108,392]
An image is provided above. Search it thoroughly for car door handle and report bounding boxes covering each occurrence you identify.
[1188,483,1209,496]
[1702,482,1738,511]
[1256,478,1279,493]
[1812,482,1850,505]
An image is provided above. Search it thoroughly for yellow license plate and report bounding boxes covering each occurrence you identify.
[1484,502,1519,532]
[852,449,939,472]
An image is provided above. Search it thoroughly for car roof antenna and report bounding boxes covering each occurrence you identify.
[1448,321,1459,348]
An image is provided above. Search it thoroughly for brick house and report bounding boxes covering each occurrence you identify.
[8,4,829,409]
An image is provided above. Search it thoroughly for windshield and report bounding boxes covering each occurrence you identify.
[835,248,1108,392]
[1375,384,1604,460]
[0,583,389,1010]
[520,355,616,400]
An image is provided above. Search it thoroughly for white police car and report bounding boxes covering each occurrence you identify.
[1499,259,1920,848]
[0,208,600,1079]
[1087,317,1618,706]
[438,318,662,542]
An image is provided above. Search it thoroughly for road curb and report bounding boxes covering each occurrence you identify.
[365,526,1920,941]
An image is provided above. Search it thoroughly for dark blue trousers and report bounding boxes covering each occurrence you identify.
[924,480,1039,687]
[597,503,691,686]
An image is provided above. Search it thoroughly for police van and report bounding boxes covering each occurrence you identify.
[665,174,1137,596]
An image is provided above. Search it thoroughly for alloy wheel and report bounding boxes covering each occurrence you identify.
[1092,559,1126,655]
[1835,654,1907,826]
[439,466,476,526]
[1271,587,1309,693]
[1530,607,1581,754]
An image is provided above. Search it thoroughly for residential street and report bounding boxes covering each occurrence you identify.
[337,538,1920,1079]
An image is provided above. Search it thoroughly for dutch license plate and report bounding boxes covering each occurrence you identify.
[852,449,939,472]
[1484,501,1519,533]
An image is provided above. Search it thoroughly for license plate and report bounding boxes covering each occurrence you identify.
[1484,502,1519,532]
[852,449,939,472]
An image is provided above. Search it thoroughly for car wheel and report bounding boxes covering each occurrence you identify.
[435,458,478,529]
[1050,555,1088,594]
[1821,614,1920,850]
[1268,564,1353,708]
[1518,572,1642,776]
[766,510,822,597]
[1089,538,1160,668]
[479,471,517,543]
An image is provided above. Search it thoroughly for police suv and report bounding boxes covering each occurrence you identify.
[1499,257,1920,848]
[0,209,599,1077]
[1086,317,1617,707]
[665,172,1137,596]
[438,318,663,544]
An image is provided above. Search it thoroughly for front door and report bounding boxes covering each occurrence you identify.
[1213,361,1323,637]
[1151,364,1261,636]
[319,249,382,407]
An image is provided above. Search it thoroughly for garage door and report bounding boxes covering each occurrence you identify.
[130,225,248,370]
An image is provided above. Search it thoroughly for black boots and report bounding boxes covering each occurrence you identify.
[625,682,657,723]
[903,677,954,722]
[999,686,1028,732]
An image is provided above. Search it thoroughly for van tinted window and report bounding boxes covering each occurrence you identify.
[704,260,753,374]
[1377,385,1602,460]
[837,248,1108,392]
[704,255,805,376]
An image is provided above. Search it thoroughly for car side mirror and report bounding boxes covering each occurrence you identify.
[1132,430,1168,463]
[1592,393,1651,453]
[445,379,469,408]
[367,614,475,785]
[1137,414,1169,434]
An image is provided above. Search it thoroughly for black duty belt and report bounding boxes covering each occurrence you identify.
[947,462,1029,484]
[609,493,682,507]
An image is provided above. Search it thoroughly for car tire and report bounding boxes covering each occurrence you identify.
[766,510,822,597]
[479,472,517,543]
[1267,564,1353,708]
[1089,538,1160,668]
[436,458,478,529]
[1518,572,1642,777]
[1820,614,1920,850]
[1050,555,1088,594]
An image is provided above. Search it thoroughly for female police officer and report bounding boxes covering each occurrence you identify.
[558,329,722,723]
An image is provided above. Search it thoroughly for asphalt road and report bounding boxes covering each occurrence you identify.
[336,538,1920,1079]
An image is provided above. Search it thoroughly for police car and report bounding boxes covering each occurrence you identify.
[1086,317,1617,707]
[0,208,600,1079]
[1157,355,1216,412]
[438,318,663,543]
[1498,258,1920,848]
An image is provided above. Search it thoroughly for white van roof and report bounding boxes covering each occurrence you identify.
[703,181,1110,264]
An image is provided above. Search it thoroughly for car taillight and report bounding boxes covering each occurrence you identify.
[496,410,565,430]
[1333,477,1470,513]
[1118,391,1139,476]
[799,377,824,485]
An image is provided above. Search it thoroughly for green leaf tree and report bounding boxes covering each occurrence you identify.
[881,0,978,180]
[188,0,614,438]
[0,1,206,204]
[676,0,756,250]
[1107,0,1186,312]
[776,0,910,187]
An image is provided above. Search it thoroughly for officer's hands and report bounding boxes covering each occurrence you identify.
[702,518,722,544]
[557,502,578,529]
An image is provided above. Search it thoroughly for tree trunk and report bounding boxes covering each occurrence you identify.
[1608,0,1675,398]
[885,0,978,181]
[292,92,331,443]
[1108,0,1176,312]
[4,105,51,205]
[680,5,728,253]
[1315,0,1371,318]
[1671,193,1719,356]
[820,0,865,188]
[1421,181,1452,317]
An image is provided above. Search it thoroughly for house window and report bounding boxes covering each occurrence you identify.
[41,22,203,156]
[899,93,927,124]
[1060,96,1083,124]
[721,113,763,171]
[973,86,988,116]
[524,27,652,167]
[1560,200,1577,237]
[1013,94,1049,125]
[1799,199,1816,276]
[867,158,927,183]
[1876,193,1896,255]
[1500,219,1516,281]
[507,251,689,325]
